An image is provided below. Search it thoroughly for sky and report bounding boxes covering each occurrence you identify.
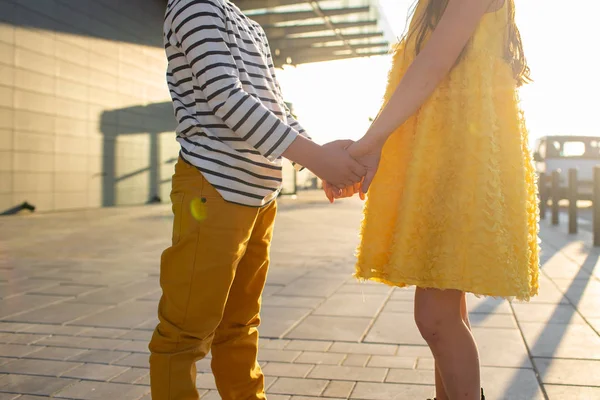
[276,0,600,145]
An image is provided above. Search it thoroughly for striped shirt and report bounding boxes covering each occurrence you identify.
[163,0,310,207]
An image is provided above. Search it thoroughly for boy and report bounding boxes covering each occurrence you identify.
[148,0,366,398]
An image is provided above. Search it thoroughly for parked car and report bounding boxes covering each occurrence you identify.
[534,135,600,201]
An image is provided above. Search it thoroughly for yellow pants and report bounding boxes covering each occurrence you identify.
[149,158,276,400]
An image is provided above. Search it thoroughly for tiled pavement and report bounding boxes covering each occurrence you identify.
[0,193,599,399]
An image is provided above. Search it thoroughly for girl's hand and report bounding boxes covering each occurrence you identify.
[347,138,382,194]
[322,181,364,203]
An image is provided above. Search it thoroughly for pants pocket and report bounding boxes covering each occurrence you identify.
[170,192,185,246]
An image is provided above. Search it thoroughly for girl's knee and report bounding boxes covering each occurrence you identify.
[414,288,463,345]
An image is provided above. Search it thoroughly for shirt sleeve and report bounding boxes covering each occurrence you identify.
[167,0,299,161]
[259,33,311,170]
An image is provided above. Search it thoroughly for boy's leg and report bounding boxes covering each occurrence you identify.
[149,159,259,400]
[211,200,277,400]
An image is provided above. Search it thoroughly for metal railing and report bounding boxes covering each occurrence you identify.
[539,166,600,245]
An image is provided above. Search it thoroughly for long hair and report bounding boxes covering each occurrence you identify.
[407,0,531,86]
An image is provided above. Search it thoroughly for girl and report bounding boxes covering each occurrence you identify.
[325,0,539,398]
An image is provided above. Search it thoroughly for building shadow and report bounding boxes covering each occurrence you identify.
[99,102,176,207]
[505,239,598,398]
[0,0,165,49]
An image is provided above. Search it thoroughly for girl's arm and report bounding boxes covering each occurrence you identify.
[351,0,498,192]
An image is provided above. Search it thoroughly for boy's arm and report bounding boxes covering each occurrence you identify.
[167,0,365,188]
[168,0,299,162]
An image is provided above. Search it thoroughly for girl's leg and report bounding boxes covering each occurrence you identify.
[433,293,471,400]
[415,288,480,400]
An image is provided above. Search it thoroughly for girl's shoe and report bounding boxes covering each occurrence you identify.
[428,388,485,400]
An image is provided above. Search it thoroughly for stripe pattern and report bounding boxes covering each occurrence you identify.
[164,0,310,206]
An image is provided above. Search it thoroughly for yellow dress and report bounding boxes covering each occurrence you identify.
[355,0,540,300]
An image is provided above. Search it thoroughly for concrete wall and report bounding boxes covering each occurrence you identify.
[0,0,180,212]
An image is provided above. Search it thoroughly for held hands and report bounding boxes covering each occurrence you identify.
[323,138,382,203]
[311,140,366,192]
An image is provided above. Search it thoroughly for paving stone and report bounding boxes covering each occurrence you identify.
[0,393,20,400]
[76,281,158,305]
[416,357,434,370]
[35,334,88,347]
[343,354,370,367]
[30,283,98,297]
[350,381,434,399]
[294,351,346,365]
[73,301,157,329]
[196,373,217,390]
[290,397,343,400]
[323,380,356,398]
[0,358,81,377]
[394,345,432,358]
[262,295,323,309]
[313,293,388,318]
[588,317,600,333]
[0,374,77,396]
[114,340,149,353]
[469,313,517,329]
[9,302,109,325]
[534,358,600,386]
[389,288,416,301]
[22,324,88,336]
[259,306,311,338]
[287,316,372,342]
[113,353,149,368]
[118,330,152,341]
[467,296,512,314]
[473,328,533,368]
[78,328,131,339]
[363,312,424,345]
[265,269,308,286]
[268,377,329,396]
[329,342,398,356]
[520,322,600,359]
[257,349,301,363]
[480,366,544,400]
[276,278,344,298]
[262,362,313,378]
[545,384,600,400]
[385,368,434,384]
[0,333,48,345]
[25,346,86,361]
[74,337,132,351]
[381,300,413,314]
[0,322,36,333]
[527,276,569,305]
[308,365,387,382]
[54,380,150,399]
[69,349,131,364]
[259,338,287,349]
[266,396,291,400]
[284,340,332,352]
[0,343,43,357]
[62,363,130,381]
[335,283,393,295]
[512,303,586,324]
[367,355,416,369]
[0,294,66,319]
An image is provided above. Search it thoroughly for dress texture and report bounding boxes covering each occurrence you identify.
[355,0,540,300]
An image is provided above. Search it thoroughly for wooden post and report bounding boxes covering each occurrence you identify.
[594,166,600,246]
[551,169,560,226]
[539,172,547,220]
[568,168,578,234]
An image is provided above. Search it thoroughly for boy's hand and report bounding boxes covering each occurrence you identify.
[282,137,365,190]
[310,140,366,190]
[323,138,382,203]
